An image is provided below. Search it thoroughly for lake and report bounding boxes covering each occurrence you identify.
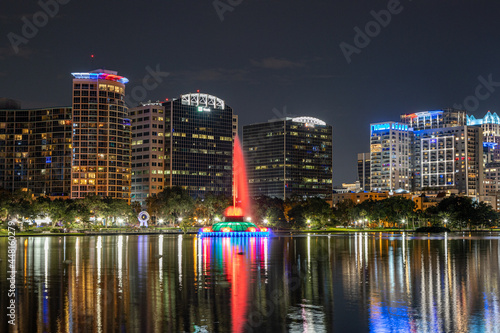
[1,232,499,332]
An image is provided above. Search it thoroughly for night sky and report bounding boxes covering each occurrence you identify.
[1,0,500,184]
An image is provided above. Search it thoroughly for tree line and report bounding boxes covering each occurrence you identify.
[1,187,499,230]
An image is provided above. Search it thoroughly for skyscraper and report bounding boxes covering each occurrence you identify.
[357,152,370,192]
[468,111,500,162]
[0,101,72,197]
[370,122,412,192]
[130,102,166,205]
[372,109,483,196]
[70,70,131,201]
[162,93,234,198]
[412,126,483,196]
[243,117,333,200]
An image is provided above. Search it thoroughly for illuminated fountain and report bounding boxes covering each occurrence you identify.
[198,137,270,237]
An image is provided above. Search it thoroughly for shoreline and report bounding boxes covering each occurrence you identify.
[1,229,499,237]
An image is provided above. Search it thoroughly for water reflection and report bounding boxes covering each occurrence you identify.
[0,233,499,332]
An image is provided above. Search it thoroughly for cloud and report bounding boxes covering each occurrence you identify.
[250,57,305,70]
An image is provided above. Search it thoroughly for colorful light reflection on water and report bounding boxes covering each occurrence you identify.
[0,233,499,332]
[200,237,269,332]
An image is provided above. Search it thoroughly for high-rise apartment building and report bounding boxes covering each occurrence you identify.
[243,117,333,200]
[370,122,412,192]
[372,109,483,196]
[70,70,131,201]
[130,102,166,205]
[357,152,370,192]
[0,101,72,197]
[161,93,234,198]
[412,126,483,196]
[468,111,500,163]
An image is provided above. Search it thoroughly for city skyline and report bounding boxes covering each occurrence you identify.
[3,2,500,333]
[2,1,500,184]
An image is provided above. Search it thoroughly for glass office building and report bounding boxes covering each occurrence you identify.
[162,93,234,198]
[357,152,370,192]
[0,101,72,197]
[243,117,333,200]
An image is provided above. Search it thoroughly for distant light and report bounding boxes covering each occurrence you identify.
[165,98,169,101]
[91,54,94,58]
[197,89,200,93]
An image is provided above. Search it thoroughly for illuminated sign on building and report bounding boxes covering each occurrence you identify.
[291,117,326,127]
[71,72,129,84]
[197,106,211,112]
[371,122,409,132]
[182,93,225,110]
[483,142,498,149]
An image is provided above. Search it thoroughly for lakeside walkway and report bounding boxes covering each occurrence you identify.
[2,228,499,237]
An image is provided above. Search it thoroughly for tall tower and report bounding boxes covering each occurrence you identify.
[0,102,72,198]
[468,111,500,162]
[370,122,411,192]
[162,92,234,198]
[357,152,370,192]
[243,117,333,200]
[70,70,132,201]
[129,101,166,206]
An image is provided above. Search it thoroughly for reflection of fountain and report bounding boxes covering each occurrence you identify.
[198,236,270,332]
[199,137,270,237]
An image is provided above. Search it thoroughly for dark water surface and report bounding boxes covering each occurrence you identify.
[1,233,499,332]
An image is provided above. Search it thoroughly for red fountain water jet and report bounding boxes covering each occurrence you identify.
[225,136,250,218]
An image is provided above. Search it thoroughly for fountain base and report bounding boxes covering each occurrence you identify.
[199,217,270,238]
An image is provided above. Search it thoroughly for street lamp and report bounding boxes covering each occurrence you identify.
[247,217,252,222]
[307,219,311,229]
[159,218,164,225]
[402,219,406,231]
[264,219,269,225]
[444,218,447,228]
